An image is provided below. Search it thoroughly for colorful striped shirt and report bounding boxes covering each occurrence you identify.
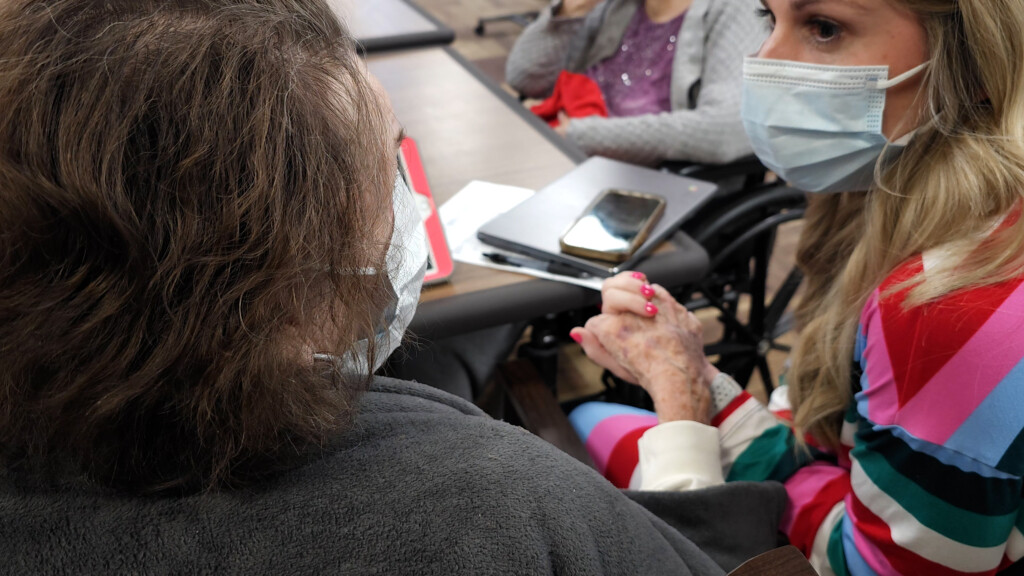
[570,251,1024,575]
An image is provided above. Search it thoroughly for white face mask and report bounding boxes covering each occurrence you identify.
[316,169,428,375]
[741,57,929,193]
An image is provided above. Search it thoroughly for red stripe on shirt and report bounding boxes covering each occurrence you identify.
[880,256,1024,410]
[712,391,752,427]
[605,426,652,489]
[787,472,851,557]
[847,492,987,576]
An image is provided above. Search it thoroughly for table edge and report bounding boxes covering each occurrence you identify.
[409,234,710,340]
[353,0,455,53]
[356,30,455,54]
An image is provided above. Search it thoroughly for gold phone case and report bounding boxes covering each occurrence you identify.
[559,189,666,263]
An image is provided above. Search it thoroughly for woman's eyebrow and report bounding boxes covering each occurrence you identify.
[791,0,824,10]
[791,0,869,12]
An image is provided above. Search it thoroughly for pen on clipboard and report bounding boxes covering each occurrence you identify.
[481,252,593,279]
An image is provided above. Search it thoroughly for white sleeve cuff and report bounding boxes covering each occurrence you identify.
[635,420,724,491]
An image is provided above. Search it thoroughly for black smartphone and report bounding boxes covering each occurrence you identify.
[559,188,666,263]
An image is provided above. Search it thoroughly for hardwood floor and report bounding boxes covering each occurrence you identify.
[414,0,546,85]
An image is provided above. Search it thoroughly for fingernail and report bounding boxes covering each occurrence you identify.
[631,272,646,280]
[640,284,655,298]
[570,331,583,344]
[645,302,659,316]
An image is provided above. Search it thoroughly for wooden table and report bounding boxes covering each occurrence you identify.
[331,0,454,53]
[367,47,710,339]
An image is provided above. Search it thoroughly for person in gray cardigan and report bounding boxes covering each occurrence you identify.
[0,0,786,574]
[506,0,765,166]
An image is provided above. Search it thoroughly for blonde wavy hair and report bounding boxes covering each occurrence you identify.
[790,0,1024,448]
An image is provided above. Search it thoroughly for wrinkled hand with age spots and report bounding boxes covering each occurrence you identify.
[571,272,717,424]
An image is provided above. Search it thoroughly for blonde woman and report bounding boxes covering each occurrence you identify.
[568,0,1024,574]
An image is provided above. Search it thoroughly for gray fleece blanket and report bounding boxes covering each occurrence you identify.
[0,379,785,575]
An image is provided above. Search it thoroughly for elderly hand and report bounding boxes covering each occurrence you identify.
[554,111,571,137]
[570,272,716,424]
[567,271,655,384]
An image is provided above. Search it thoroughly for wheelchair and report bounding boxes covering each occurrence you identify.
[672,158,805,395]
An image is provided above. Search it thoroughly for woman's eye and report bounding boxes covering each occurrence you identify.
[810,19,841,42]
[755,7,776,30]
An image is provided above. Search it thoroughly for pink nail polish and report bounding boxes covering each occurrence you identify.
[631,272,646,280]
[645,302,659,316]
[570,332,583,344]
[640,284,655,298]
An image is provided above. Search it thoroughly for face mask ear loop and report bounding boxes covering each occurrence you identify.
[869,61,931,90]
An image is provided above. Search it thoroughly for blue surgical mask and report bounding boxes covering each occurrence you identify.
[316,168,428,375]
[375,167,428,369]
[741,57,929,193]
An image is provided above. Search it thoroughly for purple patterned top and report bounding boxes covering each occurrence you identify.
[585,7,686,118]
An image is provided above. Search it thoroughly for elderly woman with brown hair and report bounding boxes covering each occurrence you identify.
[0,0,786,574]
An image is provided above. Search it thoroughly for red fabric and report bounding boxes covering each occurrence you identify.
[880,256,1024,409]
[847,494,983,576]
[881,206,1024,409]
[786,470,850,557]
[530,71,609,128]
[710,392,751,427]
[604,425,652,489]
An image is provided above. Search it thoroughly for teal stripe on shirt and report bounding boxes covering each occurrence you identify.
[727,424,811,483]
[854,443,1017,548]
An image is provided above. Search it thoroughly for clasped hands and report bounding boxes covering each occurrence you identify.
[570,271,719,424]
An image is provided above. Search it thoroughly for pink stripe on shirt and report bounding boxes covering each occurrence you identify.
[585,414,659,473]
[860,291,902,426]
[845,492,903,576]
[896,281,1024,444]
[782,463,850,534]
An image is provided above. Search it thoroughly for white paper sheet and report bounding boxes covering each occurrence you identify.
[439,181,603,291]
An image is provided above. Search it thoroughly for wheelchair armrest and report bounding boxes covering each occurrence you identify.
[661,155,768,183]
[495,358,597,469]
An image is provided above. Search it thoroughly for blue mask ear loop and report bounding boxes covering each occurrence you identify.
[875,61,930,147]
[867,61,930,90]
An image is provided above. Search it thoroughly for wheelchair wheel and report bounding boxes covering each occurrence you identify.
[682,185,807,394]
